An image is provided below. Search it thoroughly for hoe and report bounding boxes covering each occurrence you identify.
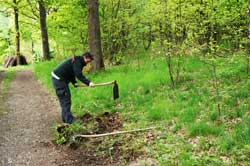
[79,80,119,100]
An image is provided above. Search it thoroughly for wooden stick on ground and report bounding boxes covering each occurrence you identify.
[72,127,155,141]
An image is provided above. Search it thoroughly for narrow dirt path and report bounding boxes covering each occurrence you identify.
[0,70,76,166]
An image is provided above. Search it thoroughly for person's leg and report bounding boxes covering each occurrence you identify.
[52,77,74,123]
[59,85,74,123]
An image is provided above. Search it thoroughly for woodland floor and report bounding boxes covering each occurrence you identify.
[0,70,118,166]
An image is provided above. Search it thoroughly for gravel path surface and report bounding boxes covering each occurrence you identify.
[0,70,76,166]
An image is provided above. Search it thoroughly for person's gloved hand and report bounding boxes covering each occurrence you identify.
[89,82,95,87]
[73,83,79,88]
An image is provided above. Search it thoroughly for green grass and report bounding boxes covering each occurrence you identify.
[219,134,235,152]
[2,70,16,90]
[234,116,250,144]
[0,69,16,115]
[33,54,250,165]
[188,121,224,136]
[179,107,199,123]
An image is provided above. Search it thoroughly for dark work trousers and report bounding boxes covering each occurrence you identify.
[51,77,74,123]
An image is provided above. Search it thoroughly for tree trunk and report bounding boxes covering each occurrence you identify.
[38,0,50,60]
[212,64,221,116]
[87,0,105,71]
[13,0,20,65]
[246,3,250,75]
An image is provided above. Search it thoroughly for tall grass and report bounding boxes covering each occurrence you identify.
[33,55,250,124]
[34,54,250,164]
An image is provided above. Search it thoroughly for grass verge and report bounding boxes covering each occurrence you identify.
[34,54,250,165]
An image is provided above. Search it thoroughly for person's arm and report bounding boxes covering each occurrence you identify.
[72,60,91,86]
[70,77,78,87]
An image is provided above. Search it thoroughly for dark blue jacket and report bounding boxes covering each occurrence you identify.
[53,56,90,85]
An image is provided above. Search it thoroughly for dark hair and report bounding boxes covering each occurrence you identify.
[82,52,94,60]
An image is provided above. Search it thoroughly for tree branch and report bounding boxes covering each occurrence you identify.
[20,11,38,20]
[26,0,39,18]
[72,127,155,140]
[19,20,37,26]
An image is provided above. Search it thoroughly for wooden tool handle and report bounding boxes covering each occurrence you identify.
[78,80,115,88]
[92,80,115,87]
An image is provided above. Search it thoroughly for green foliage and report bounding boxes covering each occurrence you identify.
[0,12,12,63]
[52,123,84,145]
[32,54,41,63]
[46,0,88,56]
[33,63,50,86]
[1,0,248,61]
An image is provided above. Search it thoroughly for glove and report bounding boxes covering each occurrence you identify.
[89,82,95,87]
[73,83,79,88]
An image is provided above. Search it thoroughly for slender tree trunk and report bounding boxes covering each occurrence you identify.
[13,0,20,65]
[87,0,105,71]
[175,53,181,84]
[143,24,152,50]
[247,55,249,75]
[247,37,250,76]
[31,39,34,55]
[212,64,221,116]
[38,0,50,60]
[246,3,250,75]
[166,52,175,88]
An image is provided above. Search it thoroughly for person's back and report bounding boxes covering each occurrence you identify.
[53,55,92,86]
[53,57,74,83]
